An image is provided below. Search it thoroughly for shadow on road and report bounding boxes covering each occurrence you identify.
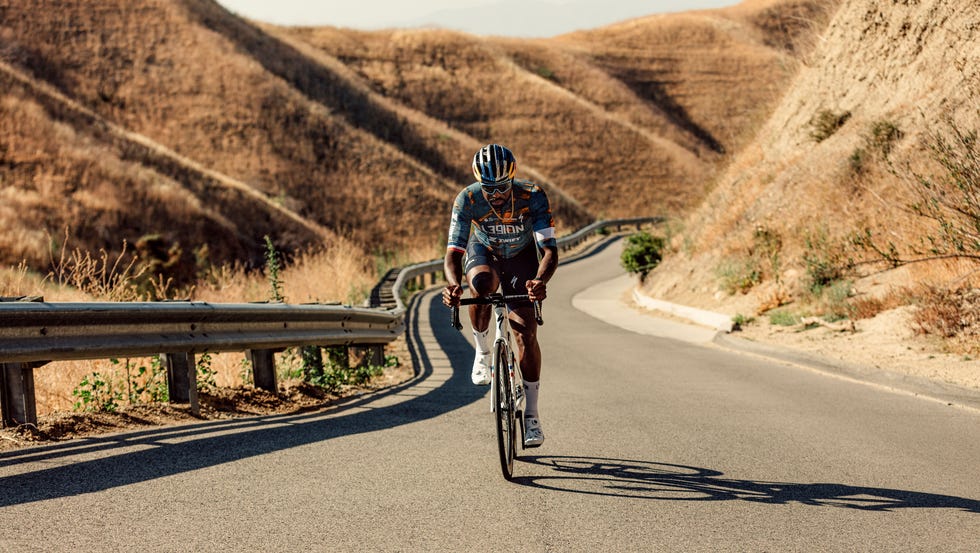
[513,456,980,513]
[0,293,482,507]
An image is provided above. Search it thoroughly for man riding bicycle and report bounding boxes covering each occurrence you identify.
[442,144,558,448]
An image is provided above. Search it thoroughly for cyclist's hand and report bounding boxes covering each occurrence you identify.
[443,284,463,307]
[526,279,547,302]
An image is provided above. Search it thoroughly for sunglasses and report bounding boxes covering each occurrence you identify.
[481,180,512,195]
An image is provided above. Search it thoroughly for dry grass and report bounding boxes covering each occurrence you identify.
[2,230,379,415]
[912,286,980,355]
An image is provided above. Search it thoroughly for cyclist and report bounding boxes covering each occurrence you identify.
[442,143,558,448]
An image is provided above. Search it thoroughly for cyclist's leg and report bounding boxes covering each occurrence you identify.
[499,246,546,446]
[499,248,545,445]
[463,240,500,334]
[464,241,500,385]
[498,247,542,381]
[512,306,545,446]
[508,307,540,380]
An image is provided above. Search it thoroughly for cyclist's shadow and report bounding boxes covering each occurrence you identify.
[513,455,980,513]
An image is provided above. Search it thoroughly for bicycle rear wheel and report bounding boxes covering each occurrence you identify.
[493,340,516,480]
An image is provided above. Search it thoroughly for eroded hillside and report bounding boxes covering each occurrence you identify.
[645,0,980,321]
[0,0,831,294]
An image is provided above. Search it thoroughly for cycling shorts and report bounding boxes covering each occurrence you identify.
[464,239,538,309]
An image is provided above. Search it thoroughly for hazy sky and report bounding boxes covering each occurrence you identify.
[216,0,742,37]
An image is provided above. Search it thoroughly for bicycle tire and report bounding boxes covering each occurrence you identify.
[494,339,516,480]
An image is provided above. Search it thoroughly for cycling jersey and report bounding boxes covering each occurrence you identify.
[447,179,557,259]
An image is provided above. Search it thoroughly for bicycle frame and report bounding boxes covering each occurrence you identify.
[488,299,525,418]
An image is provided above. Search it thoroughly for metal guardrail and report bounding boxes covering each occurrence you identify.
[0,301,400,362]
[387,216,663,311]
[0,300,402,427]
[0,217,660,428]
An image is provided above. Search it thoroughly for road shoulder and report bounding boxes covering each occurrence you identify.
[572,273,980,413]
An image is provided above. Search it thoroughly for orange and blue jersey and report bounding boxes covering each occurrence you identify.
[447,179,557,259]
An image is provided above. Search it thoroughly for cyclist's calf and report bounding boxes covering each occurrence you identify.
[509,308,541,381]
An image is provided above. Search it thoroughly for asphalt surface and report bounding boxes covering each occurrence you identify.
[0,237,978,552]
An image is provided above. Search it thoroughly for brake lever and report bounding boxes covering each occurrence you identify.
[451,305,462,331]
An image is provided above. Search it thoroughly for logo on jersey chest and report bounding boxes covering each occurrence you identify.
[487,222,526,235]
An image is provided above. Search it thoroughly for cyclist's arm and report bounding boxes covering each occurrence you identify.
[444,248,465,289]
[530,184,558,285]
[526,186,558,301]
[534,245,558,284]
[444,190,471,305]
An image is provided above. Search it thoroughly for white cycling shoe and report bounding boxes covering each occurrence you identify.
[523,416,545,448]
[471,352,491,385]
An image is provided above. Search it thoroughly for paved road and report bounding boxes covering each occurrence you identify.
[1,238,978,552]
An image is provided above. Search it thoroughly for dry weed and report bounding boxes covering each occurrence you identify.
[911,287,980,347]
[848,287,912,320]
[756,286,793,315]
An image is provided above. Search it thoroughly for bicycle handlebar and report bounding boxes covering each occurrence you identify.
[450,293,543,330]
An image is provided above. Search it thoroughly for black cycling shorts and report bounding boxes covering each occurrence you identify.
[464,240,538,308]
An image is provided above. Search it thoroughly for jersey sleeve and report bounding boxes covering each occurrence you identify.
[530,186,557,250]
[447,188,472,254]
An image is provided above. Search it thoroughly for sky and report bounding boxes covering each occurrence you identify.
[215,0,742,38]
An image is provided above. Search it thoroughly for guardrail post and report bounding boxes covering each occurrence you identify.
[248,349,277,392]
[1,362,39,428]
[1,296,43,427]
[356,345,384,368]
[162,352,199,415]
[350,344,385,367]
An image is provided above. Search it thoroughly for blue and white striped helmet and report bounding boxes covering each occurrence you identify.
[472,144,517,184]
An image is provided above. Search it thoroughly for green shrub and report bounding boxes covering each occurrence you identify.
[732,313,755,330]
[849,147,868,174]
[752,225,783,283]
[716,258,761,295]
[809,109,851,142]
[535,66,557,81]
[802,227,853,294]
[851,120,903,175]
[866,120,903,157]
[819,280,854,322]
[285,346,397,393]
[196,353,217,392]
[769,309,801,326]
[72,372,123,412]
[908,119,980,259]
[264,235,284,302]
[620,231,665,281]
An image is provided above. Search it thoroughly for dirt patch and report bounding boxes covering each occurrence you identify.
[0,348,415,452]
[631,281,980,395]
[733,305,980,390]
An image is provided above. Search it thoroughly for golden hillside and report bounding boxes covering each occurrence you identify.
[0,0,830,292]
[645,0,980,326]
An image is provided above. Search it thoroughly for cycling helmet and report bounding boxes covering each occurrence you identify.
[472,144,517,184]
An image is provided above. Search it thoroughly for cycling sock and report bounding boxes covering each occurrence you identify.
[524,380,540,418]
[472,328,491,355]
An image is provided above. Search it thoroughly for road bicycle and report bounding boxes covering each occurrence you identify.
[452,293,543,480]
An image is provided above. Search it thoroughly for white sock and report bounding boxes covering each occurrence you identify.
[524,380,540,418]
[472,328,491,355]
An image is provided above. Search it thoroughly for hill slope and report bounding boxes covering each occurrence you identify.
[645,0,980,320]
[0,0,830,292]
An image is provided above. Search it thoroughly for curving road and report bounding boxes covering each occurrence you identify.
[0,237,978,552]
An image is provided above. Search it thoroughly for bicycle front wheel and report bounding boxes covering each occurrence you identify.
[493,340,516,480]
